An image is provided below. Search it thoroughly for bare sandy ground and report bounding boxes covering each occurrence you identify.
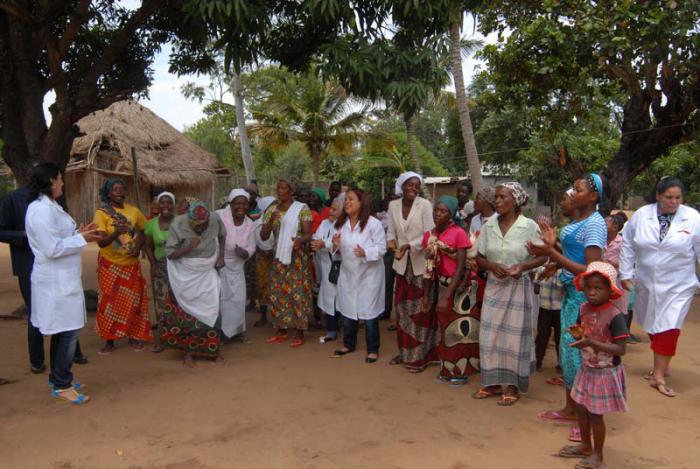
[1,244,699,469]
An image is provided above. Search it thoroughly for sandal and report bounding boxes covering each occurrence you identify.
[265,334,288,343]
[546,376,565,386]
[575,458,606,469]
[537,410,577,423]
[289,338,305,348]
[130,342,145,352]
[568,425,582,442]
[333,349,353,356]
[557,445,591,459]
[407,367,425,374]
[365,354,378,363]
[52,388,90,405]
[497,393,520,406]
[472,387,503,399]
[650,380,677,397]
[0,378,10,385]
[389,355,402,365]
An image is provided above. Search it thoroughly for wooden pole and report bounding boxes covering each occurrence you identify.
[130,147,142,211]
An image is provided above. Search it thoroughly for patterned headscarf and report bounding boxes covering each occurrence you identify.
[497,182,529,207]
[99,178,126,204]
[187,201,210,227]
[477,186,496,207]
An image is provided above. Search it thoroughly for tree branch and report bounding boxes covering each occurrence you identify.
[56,0,92,61]
[75,0,162,108]
[0,1,32,22]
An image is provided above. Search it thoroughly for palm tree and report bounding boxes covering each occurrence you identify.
[449,4,484,192]
[249,68,369,185]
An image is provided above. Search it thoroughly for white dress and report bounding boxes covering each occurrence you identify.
[26,195,88,335]
[620,203,700,334]
[217,209,256,338]
[335,217,387,320]
[314,219,337,316]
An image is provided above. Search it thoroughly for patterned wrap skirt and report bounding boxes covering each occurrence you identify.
[160,291,221,357]
[479,275,537,393]
[268,249,313,330]
[560,284,585,389]
[255,250,273,306]
[150,258,170,326]
[571,365,629,415]
[434,274,482,379]
[395,262,439,370]
[96,255,152,341]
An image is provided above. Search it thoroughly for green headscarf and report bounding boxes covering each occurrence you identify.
[437,195,459,217]
[312,188,327,206]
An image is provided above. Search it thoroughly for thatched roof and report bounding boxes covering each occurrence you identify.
[68,99,228,187]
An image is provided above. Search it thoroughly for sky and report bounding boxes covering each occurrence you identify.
[44,13,496,132]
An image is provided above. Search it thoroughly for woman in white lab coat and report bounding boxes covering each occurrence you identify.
[311,196,342,342]
[25,163,101,404]
[620,177,700,397]
[332,189,387,363]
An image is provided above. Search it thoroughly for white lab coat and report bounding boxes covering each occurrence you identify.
[335,217,387,320]
[25,195,88,335]
[620,203,700,334]
[313,219,338,315]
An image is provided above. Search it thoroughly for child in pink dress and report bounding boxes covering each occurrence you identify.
[558,261,629,469]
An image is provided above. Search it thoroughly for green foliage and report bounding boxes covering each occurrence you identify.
[183,102,240,172]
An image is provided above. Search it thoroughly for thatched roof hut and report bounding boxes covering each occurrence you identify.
[65,100,229,223]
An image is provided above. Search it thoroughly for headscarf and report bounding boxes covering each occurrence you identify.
[99,178,126,204]
[312,188,327,206]
[394,171,423,197]
[155,191,175,204]
[227,188,250,203]
[257,196,276,214]
[477,186,496,208]
[437,195,459,217]
[497,182,529,207]
[187,201,210,227]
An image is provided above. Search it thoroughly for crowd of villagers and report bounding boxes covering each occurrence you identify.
[4,159,699,469]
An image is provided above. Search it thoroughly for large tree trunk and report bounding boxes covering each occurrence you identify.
[449,8,483,193]
[232,70,255,182]
[405,114,420,172]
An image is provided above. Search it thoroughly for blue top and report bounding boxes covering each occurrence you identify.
[559,211,607,284]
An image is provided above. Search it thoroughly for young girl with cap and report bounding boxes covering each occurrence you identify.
[558,261,629,469]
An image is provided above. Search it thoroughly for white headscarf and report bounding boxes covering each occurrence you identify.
[227,188,250,203]
[156,191,175,204]
[394,171,423,197]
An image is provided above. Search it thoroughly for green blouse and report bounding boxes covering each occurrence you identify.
[144,216,171,260]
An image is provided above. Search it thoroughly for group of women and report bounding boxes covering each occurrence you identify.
[23,161,700,409]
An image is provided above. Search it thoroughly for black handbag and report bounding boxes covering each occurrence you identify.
[328,253,341,284]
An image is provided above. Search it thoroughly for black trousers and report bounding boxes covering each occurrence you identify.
[343,316,380,354]
[382,251,395,318]
[18,275,84,367]
[535,308,561,367]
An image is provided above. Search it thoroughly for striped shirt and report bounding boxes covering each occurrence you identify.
[559,212,607,283]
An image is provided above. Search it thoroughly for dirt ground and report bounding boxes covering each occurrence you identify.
[1,244,699,469]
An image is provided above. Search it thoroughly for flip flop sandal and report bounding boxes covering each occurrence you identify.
[568,425,582,442]
[333,349,353,356]
[389,355,402,365]
[497,394,520,406]
[472,388,503,399]
[650,380,677,397]
[538,410,577,423]
[546,376,565,386]
[407,367,425,374]
[557,445,591,459]
[52,388,90,405]
[289,339,305,348]
[265,335,288,343]
[48,381,86,391]
[575,460,606,469]
[98,347,114,356]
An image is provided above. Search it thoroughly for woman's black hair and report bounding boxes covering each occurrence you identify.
[28,163,61,202]
[654,176,685,198]
[608,212,628,232]
[575,172,610,213]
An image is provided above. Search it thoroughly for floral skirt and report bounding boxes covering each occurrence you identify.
[150,258,170,325]
[160,292,220,357]
[268,250,313,330]
[96,255,151,342]
[255,250,273,306]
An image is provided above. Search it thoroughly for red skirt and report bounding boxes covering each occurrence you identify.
[95,256,152,341]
